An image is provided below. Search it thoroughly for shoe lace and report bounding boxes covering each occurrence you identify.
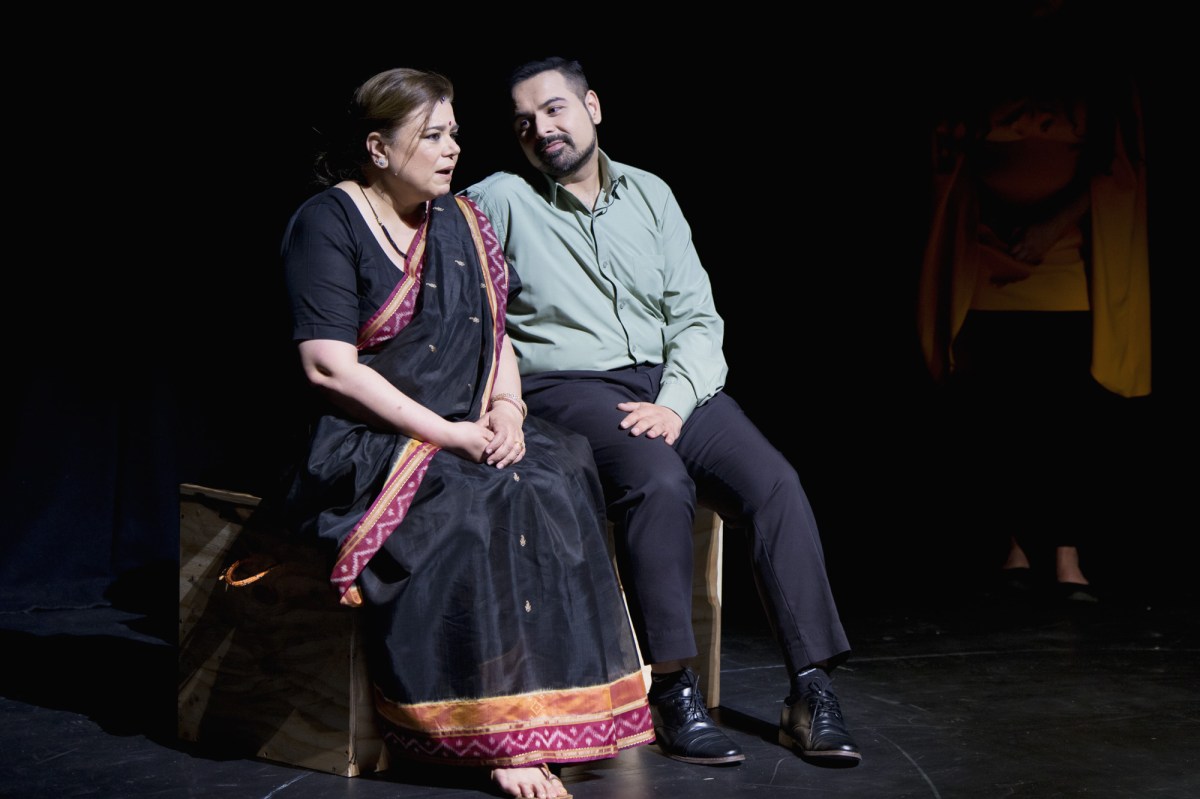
[809,686,844,720]
[655,672,709,723]
[679,683,708,722]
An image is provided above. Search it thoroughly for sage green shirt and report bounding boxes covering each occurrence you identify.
[462,152,728,422]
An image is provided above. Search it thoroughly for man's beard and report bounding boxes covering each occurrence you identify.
[535,127,598,179]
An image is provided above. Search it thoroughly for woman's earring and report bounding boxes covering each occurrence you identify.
[375,157,388,168]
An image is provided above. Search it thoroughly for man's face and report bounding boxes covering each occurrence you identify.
[511,70,601,179]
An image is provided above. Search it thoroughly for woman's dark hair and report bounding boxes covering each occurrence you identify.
[314,67,455,187]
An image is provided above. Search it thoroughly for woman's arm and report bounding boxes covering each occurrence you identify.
[298,338,494,462]
[480,336,526,466]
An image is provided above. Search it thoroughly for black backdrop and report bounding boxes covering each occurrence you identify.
[4,4,1189,626]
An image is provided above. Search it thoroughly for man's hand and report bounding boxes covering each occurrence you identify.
[617,401,683,446]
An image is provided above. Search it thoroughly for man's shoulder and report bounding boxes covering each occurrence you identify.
[607,157,659,181]
[607,158,673,196]
[462,171,540,202]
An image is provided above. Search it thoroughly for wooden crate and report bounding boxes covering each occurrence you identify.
[177,484,388,777]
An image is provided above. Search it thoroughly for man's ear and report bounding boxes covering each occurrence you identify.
[585,90,602,125]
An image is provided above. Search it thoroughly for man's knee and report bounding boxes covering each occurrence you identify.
[605,454,695,525]
[760,459,805,507]
[635,466,695,506]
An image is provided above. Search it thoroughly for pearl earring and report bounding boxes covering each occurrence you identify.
[375,157,388,168]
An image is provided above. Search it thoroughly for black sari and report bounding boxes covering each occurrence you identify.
[281,187,652,766]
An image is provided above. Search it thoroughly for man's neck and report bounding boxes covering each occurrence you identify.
[557,160,603,210]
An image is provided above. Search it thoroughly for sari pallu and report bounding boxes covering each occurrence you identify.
[284,192,653,766]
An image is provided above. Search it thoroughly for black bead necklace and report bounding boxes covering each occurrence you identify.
[359,184,408,259]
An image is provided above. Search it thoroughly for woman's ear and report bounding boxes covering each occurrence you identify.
[365,132,389,168]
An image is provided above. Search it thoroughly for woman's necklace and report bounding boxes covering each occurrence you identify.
[358,184,409,259]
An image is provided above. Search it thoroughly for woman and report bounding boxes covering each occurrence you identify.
[916,3,1149,603]
[280,67,653,799]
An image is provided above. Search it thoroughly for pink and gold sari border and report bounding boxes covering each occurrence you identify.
[375,669,654,765]
[331,439,440,600]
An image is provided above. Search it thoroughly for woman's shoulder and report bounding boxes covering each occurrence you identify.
[288,185,360,231]
[296,184,355,213]
[282,185,363,256]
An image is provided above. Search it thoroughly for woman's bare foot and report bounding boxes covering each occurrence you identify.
[490,764,569,798]
[1055,545,1089,585]
[1002,537,1031,570]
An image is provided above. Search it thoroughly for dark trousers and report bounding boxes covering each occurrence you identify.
[523,364,850,676]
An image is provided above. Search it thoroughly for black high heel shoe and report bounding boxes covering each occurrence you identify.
[1056,581,1100,603]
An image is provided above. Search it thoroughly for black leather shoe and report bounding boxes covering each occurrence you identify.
[648,668,745,765]
[779,684,862,766]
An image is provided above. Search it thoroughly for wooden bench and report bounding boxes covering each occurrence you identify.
[177,482,723,776]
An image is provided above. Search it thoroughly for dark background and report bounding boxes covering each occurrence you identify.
[3,3,1190,629]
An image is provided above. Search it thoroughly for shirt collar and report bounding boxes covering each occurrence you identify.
[541,149,626,206]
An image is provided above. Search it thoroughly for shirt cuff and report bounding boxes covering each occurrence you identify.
[655,380,698,424]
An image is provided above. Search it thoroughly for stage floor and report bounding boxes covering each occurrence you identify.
[2,578,1197,798]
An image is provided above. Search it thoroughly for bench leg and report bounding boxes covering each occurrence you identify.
[691,508,723,708]
[610,507,723,707]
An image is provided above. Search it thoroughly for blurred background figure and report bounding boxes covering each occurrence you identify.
[916,0,1150,604]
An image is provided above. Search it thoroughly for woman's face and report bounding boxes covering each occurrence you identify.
[388,99,460,199]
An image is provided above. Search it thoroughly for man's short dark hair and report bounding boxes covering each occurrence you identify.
[507,56,590,101]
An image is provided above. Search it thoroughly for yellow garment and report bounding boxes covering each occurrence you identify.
[970,222,1089,311]
[916,88,1151,398]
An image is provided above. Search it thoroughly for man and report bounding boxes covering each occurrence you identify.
[462,56,861,767]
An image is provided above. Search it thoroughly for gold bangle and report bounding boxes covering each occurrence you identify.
[490,393,527,418]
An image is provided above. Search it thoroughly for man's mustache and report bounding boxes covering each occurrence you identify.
[536,134,572,156]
